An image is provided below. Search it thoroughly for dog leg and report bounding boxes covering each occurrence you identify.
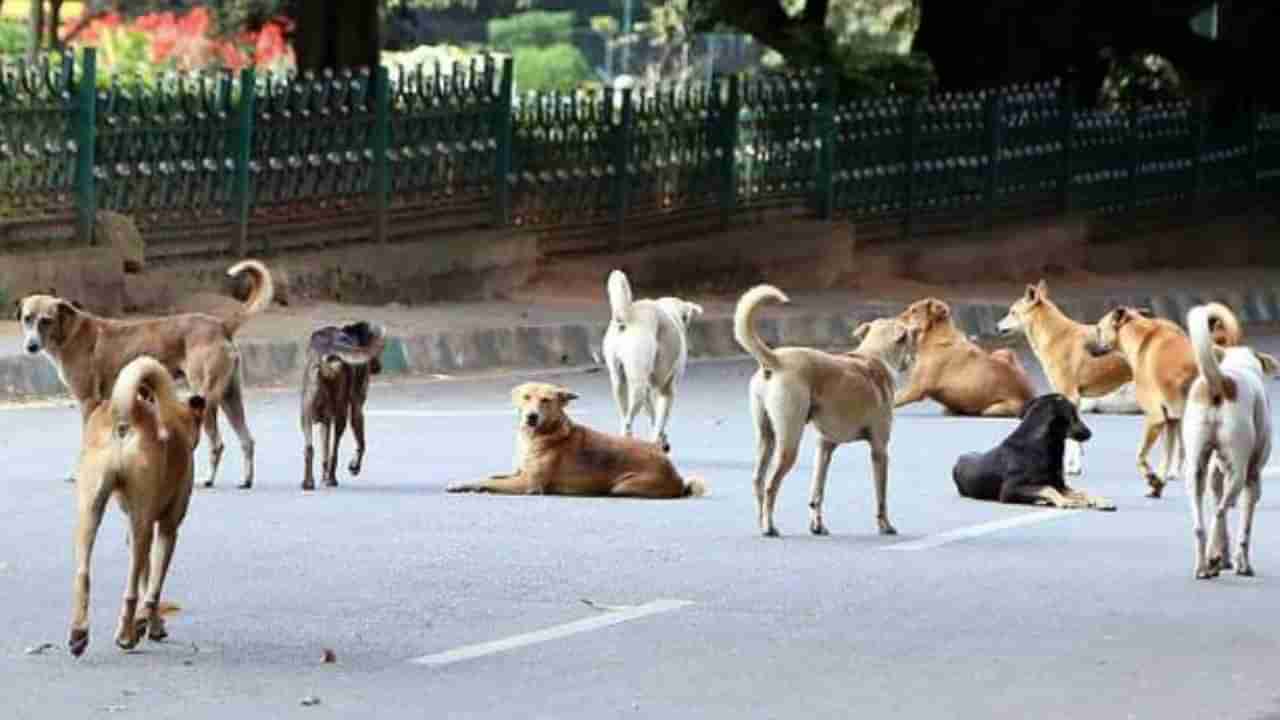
[623,381,647,439]
[1158,420,1182,489]
[608,362,629,436]
[1236,474,1260,577]
[69,489,110,657]
[201,404,225,489]
[750,391,775,537]
[1208,459,1233,571]
[1187,446,1212,578]
[221,380,255,490]
[115,516,153,651]
[652,384,675,453]
[1064,440,1084,477]
[1136,419,1164,498]
[446,472,535,494]
[348,404,366,477]
[1065,486,1116,511]
[980,399,1024,417]
[142,523,179,641]
[318,419,332,489]
[893,383,926,409]
[1008,485,1084,509]
[1208,458,1245,575]
[302,418,316,491]
[870,440,896,535]
[326,413,347,488]
[807,440,837,535]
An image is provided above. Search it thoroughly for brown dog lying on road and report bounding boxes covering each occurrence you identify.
[895,298,1034,416]
[446,382,708,498]
[17,260,273,489]
[70,356,206,657]
[301,321,386,491]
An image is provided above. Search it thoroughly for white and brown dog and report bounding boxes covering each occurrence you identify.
[1181,303,1276,579]
[601,270,703,452]
[69,356,206,656]
[735,285,919,537]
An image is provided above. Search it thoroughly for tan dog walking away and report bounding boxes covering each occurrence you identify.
[1085,305,1242,498]
[69,355,206,657]
[896,298,1033,416]
[446,382,708,498]
[998,280,1138,474]
[734,285,919,537]
[17,260,273,489]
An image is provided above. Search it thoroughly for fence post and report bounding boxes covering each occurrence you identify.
[1058,79,1075,214]
[611,87,634,245]
[900,96,920,241]
[718,74,740,231]
[814,66,837,220]
[371,65,391,244]
[229,67,256,257]
[1126,103,1140,222]
[1190,96,1206,217]
[983,91,1003,229]
[73,47,97,246]
[493,56,514,227]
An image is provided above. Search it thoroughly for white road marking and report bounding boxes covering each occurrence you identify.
[409,599,693,667]
[367,409,599,418]
[883,510,1082,552]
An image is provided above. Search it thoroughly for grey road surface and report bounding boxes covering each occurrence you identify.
[4,336,1280,720]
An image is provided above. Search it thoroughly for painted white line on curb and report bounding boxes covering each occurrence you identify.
[883,510,1082,552]
[409,599,693,667]
[367,409,599,418]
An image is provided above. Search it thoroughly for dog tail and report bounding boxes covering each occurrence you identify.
[682,475,710,498]
[111,356,188,443]
[607,269,634,327]
[1188,304,1229,404]
[733,284,787,372]
[222,260,275,336]
[1204,300,1242,347]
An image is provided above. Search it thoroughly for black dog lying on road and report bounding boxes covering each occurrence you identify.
[952,394,1115,510]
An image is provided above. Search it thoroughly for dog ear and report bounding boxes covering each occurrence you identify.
[1035,279,1048,297]
[852,322,871,343]
[1134,307,1154,318]
[1024,284,1038,302]
[12,298,21,321]
[929,299,950,322]
[555,388,579,404]
[1254,351,1280,377]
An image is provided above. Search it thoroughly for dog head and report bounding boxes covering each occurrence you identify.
[1021,393,1092,443]
[510,381,578,433]
[899,297,952,335]
[658,298,704,329]
[853,318,919,375]
[16,292,83,356]
[998,280,1049,337]
[1086,306,1152,357]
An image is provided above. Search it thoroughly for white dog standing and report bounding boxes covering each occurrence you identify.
[601,270,703,452]
[1182,303,1276,579]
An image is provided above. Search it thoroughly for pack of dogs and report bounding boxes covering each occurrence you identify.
[14,262,1277,657]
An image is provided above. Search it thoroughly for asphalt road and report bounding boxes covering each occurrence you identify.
[4,336,1280,720]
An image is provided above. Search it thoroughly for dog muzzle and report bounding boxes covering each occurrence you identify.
[1071,427,1092,442]
[525,413,539,428]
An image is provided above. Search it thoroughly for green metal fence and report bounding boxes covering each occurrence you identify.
[1,48,1277,259]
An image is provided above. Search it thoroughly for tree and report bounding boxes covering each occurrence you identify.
[289,0,380,71]
[689,0,834,66]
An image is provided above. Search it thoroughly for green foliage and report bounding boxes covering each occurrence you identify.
[488,10,574,49]
[0,20,27,55]
[833,48,935,97]
[1100,51,1184,110]
[511,42,591,91]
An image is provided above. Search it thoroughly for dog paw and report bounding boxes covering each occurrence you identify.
[64,475,77,484]
[445,483,469,493]
[301,481,315,491]
[809,520,829,536]
[324,476,339,488]
[1195,568,1215,580]
[146,617,168,642]
[348,459,362,476]
[878,522,898,536]
[761,526,780,538]
[114,625,140,651]
[68,628,89,657]
[237,480,252,490]
[202,479,215,489]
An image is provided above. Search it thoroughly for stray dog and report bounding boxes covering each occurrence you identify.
[446,381,708,498]
[998,279,1140,475]
[601,270,703,451]
[18,260,273,489]
[734,284,918,537]
[896,298,1033,416]
[952,394,1115,510]
[1086,306,1207,498]
[69,355,206,656]
[301,321,386,491]
[1181,303,1276,578]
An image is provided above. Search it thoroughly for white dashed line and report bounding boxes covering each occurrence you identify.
[409,599,693,667]
[883,510,1082,552]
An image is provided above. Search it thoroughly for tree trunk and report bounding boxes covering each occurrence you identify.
[292,0,381,72]
[48,0,64,49]
[27,0,44,62]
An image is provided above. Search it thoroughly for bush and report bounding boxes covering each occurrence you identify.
[833,49,936,98]
[488,10,574,50]
[0,20,28,56]
[512,42,592,92]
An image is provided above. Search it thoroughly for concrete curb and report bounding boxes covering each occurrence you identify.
[3,287,1279,402]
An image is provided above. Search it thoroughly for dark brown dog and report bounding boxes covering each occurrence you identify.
[301,322,385,491]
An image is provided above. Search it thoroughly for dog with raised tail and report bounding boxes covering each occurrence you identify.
[1181,303,1277,579]
[735,284,919,537]
[301,321,386,491]
[69,355,206,657]
[601,270,703,452]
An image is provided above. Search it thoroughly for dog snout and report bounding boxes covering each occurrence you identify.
[24,339,39,354]
[1072,425,1092,442]
[524,412,539,428]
